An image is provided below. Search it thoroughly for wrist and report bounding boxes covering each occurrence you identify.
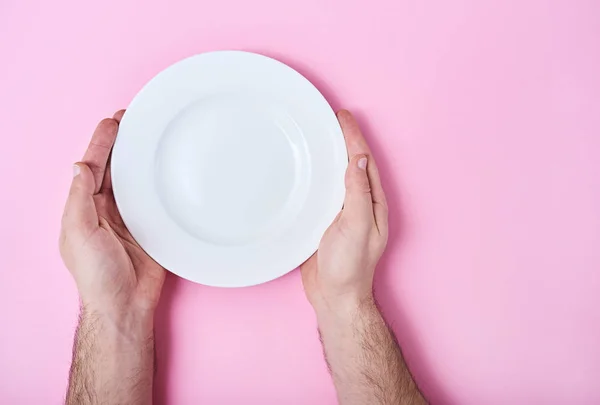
[313,291,376,326]
[79,304,155,345]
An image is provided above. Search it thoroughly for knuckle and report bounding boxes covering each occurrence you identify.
[345,176,371,194]
[358,181,371,193]
[352,182,371,194]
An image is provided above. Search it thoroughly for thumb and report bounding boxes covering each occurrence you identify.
[343,154,373,220]
[61,163,99,234]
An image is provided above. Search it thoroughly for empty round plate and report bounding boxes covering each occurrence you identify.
[112,51,347,287]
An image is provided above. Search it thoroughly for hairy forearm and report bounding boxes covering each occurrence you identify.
[316,297,427,405]
[66,307,155,405]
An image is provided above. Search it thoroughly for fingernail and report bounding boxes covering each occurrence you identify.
[358,157,368,170]
[73,165,80,177]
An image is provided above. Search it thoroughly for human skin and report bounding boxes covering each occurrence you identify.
[59,109,425,404]
[59,110,165,405]
[301,110,427,404]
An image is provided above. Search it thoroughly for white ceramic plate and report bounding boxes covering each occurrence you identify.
[112,51,347,287]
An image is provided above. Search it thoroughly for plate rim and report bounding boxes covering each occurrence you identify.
[112,50,348,287]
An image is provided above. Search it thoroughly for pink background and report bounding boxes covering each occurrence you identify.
[1,0,599,404]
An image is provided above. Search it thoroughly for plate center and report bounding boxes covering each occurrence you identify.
[155,93,309,245]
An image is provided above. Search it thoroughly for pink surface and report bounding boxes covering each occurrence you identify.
[1,0,599,404]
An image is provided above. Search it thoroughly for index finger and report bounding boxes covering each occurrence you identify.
[82,117,119,194]
[337,110,388,232]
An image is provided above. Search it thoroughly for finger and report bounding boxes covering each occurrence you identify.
[62,163,98,234]
[113,109,126,123]
[343,154,373,221]
[338,110,371,157]
[337,110,388,232]
[372,168,389,238]
[97,110,125,191]
[82,118,119,194]
[100,157,113,192]
[300,252,317,272]
[299,253,317,293]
